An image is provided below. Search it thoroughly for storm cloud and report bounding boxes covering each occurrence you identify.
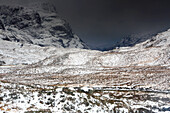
[1,0,170,49]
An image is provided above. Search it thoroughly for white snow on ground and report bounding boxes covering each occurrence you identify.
[0,81,169,113]
[0,17,170,112]
[1,28,169,69]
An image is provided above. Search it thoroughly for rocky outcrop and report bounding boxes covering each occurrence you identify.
[0,4,89,49]
[0,19,5,30]
[0,61,5,66]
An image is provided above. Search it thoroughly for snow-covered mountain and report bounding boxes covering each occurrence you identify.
[0,4,170,112]
[112,31,158,49]
[0,28,169,78]
[0,4,89,49]
[0,28,170,112]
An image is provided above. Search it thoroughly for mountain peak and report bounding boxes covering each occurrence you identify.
[0,4,89,49]
[113,31,159,48]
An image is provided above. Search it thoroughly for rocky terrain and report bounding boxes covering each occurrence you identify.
[0,3,170,113]
[0,4,88,49]
[0,81,169,113]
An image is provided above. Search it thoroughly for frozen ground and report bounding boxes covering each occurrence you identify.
[0,81,170,113]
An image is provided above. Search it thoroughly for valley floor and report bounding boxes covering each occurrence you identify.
[0,65,170,113]
[0,65,169,90]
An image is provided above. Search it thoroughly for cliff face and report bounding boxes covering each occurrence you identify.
[0,4,89,49]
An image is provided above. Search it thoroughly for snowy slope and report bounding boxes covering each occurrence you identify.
[0,37,91,66]
[0,28,170,113]
[113,31,158,48]
[0,4,89,49]
[0,28,169,67]
[35,29,170,68]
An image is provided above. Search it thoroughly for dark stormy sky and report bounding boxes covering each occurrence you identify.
[1,0,170,49]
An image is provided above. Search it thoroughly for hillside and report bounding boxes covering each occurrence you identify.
[0,4,88,49]
[0,25,170,112]
[0,2,170,112]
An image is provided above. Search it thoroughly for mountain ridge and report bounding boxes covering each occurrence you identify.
[0,4,89,49]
